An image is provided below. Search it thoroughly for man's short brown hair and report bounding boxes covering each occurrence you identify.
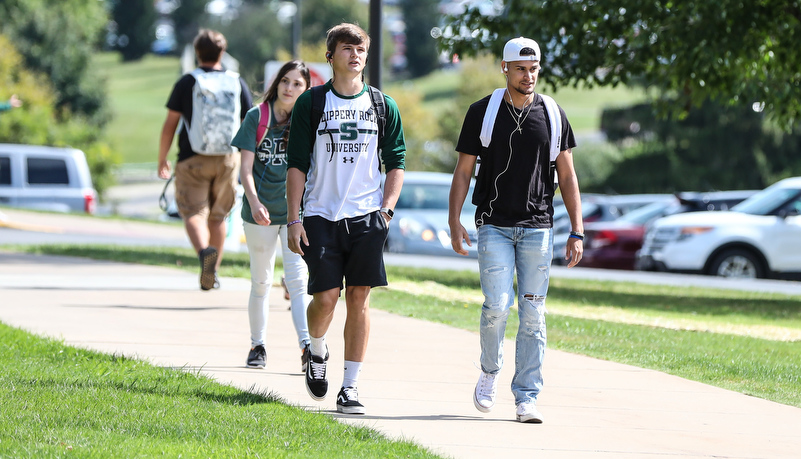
[194,29,227,64]
[325,23,370,54]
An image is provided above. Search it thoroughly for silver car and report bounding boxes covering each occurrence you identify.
[386,171,478,257]
[0,144,97,213]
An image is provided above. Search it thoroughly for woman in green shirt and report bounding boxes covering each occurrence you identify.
[231,60,311,371]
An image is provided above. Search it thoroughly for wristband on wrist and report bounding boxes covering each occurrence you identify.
[287,220,302,227]
[569,231,585,241]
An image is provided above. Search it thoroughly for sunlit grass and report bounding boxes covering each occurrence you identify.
[0,322,441,458]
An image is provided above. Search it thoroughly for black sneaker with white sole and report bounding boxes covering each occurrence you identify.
[336,386,365,415]
[246,345,266,369]
[305,350,329,400]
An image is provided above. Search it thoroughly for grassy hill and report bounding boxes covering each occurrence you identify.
[92,53,184,165]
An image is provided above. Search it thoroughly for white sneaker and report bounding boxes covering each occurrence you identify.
[516,402,544,423]
[473,371,498,413]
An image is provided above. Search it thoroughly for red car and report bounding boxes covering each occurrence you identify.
[581,191,757,270]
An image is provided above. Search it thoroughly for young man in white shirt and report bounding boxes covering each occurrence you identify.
[285,23,406,415]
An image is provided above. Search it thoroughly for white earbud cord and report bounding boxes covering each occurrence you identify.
[476,89,535,227]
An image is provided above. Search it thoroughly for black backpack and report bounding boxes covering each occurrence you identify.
[308,84,387,155]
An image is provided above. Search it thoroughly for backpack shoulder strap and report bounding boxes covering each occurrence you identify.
[308,85,327,147]
[256,102,271,147]
[480,88,507,148]
[367,85,386,144]
[540,93,562,161]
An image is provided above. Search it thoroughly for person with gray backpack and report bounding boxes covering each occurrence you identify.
[157,29,253,291]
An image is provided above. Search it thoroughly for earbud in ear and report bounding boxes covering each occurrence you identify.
[503,64,508,72]
[326,52,332,61]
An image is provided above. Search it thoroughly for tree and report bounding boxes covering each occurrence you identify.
[439,0,801,130]
[110,0,157,61]
[212,3,292,89]
[300,0,368,46]
[400,0,440,78]
[172,0,209,48]
[0,0,110,126]
[0,33,119,198]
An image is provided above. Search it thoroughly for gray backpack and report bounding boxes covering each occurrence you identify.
[183,68,242,155]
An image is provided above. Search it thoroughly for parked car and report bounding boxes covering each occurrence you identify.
[385,171,477,257]
[638,177,801,279]
[552,193,674,264]
[579,190,757,270]
[0,144,97,214]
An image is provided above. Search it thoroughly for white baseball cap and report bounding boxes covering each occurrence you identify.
[503,37,541,63]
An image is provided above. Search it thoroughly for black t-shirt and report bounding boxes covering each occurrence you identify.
[165,67,253,162]
[455,93,577,228]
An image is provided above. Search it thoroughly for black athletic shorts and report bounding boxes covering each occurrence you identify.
[301,210,389,294]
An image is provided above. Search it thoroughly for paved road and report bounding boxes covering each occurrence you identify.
[3,203,801,296]
[2,252,800,458]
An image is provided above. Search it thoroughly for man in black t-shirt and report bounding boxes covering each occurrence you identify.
[157,29,252,291]
[448,37,584,424]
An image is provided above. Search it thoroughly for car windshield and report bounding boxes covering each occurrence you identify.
[396,183,476,213]
[617,201,675,224]
[731,185,801,215]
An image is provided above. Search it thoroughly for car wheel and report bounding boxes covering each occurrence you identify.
[708,249,765,279]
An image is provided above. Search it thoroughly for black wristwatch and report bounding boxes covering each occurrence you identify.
[380,207,394,219]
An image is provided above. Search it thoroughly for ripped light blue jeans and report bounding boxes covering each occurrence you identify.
[477,224,552,405]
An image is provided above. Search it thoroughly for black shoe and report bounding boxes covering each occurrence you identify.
[246,345,266,369]
[305,350,328,401]
[198,247,218,291]
[336,386,365,415]
[301,344,311,374]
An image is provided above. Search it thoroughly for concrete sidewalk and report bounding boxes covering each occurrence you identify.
[0,251,799,458]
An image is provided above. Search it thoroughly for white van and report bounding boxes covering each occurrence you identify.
[0,144,97,214]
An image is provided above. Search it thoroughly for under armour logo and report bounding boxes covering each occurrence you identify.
[343,157,354,163]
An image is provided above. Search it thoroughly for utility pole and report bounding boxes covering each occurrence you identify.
[368,0,382,90]
[292,0,302,59]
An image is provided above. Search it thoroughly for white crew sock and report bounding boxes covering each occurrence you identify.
[309,336,327,358]
[342,360,363,389]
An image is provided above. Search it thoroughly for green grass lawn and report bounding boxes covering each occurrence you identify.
[0,322,440,458]
[92,53,183,165]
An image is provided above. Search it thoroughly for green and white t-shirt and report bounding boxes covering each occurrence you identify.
[231,102,290,225]
[287,82,406,221]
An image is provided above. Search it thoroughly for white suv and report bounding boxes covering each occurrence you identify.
[638,177,801,279]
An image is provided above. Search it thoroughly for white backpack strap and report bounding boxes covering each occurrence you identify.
[540,94,562,161]
[479,88,507,148]
[181,68,206,130]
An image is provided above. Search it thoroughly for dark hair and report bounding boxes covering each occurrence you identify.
[325,23,370,54]
[263,60,311,104]
[262,60,311,142]
[194,29,227,63]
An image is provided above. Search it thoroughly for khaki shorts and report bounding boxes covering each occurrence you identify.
[174,153,239,221]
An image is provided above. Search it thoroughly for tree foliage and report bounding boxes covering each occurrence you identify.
[211,3,292,89]
[0,0,110,126]
[400,0,441,78]
[299,0,369,46]
[110,0,157,62]
[0,33,119,198]
[592,100,801,193]
[171,0,210,48]
[439,0,801,130]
